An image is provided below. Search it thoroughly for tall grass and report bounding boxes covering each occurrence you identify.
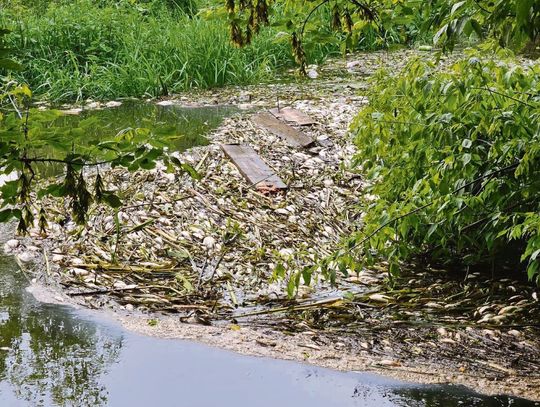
[1,0,336,102]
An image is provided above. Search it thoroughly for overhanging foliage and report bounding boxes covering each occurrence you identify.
[349,51,540,282]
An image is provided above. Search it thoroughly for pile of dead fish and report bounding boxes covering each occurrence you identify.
[6,95,373,318]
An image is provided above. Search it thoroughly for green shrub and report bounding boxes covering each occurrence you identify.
[349,50,540,283]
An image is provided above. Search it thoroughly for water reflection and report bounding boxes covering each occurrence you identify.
[34,102,237,178]
[53,101,236,151]
[389,385,538,407]
[0,253,121,406]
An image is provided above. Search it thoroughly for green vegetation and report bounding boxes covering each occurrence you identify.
[0,0,336,102]
[349,52,540,283]
[226,0,435,73]
[337,0,539,285]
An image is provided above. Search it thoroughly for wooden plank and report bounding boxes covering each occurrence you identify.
[269,107,316,126]
[221,144,287,190]
[252,113,314,148]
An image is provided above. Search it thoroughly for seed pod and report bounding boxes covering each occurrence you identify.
[18,173,28,202]
[230,20,244,46]
[248,6,259,33]
[331,5,342,31]
[17,205,33,235]
[356,3,376,21]
[17,217,27,236]
[74,171,92,224]
[255,0,269,26]
[23,205,34,228]
[95,172,104,202]
[39,207,48,234]
[63,164,77,198]
[245,25,252,45]
[343,9,353,34]
[291,32,307,75]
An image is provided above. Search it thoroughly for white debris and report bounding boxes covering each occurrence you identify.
[3,239,19,252]
[307,69,319,79]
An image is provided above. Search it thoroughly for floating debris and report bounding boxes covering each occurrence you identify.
[21,87,362,319]
[220,144,288,190]
[251,112,314,148]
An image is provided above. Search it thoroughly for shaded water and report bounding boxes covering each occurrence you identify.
[54,101,237,151]
[0,241,538,406]
[33,101,237,178]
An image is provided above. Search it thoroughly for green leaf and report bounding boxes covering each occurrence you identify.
[516,0,534,26]
[469,19,483,38]
[450,1,466,16]
[170,156,200,179]
[168,248,190,262]
[0,209,15,222]
[102,192,122,208]
[286,275,296,299]
[273,263,286,280]
[527,261,539,281]
[302,267,312,286]
[181,162,202,181]
[38,184,66,199]
[0,180,19,200]
[426,223,438,240]
[433,24,448,44]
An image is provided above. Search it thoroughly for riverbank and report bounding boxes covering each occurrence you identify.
[4,50,540,401]
[1,0,337,103]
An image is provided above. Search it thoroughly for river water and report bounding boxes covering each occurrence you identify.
[0,231,540,407]
[30,102,238,178]
[1,104,539,406]
[1,234,538,407]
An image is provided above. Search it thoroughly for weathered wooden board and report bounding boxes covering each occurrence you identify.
[252,113,314,148]
[269,107,316,126]
[221,144,287,190]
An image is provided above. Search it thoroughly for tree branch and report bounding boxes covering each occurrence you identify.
[300,0,331,38]
[22,157,118,167]
[471,87,538,109]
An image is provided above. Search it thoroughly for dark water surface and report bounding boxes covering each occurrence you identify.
[0,246,538,407]
[33,101,237,178]
[58,101,237,149]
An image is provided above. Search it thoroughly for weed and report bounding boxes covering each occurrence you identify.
[1,0,336,102]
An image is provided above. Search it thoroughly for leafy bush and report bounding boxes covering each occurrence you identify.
[428,0,539,52]
[350,50,540,283]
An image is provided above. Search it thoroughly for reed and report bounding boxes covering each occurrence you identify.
[1,0,336,102]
